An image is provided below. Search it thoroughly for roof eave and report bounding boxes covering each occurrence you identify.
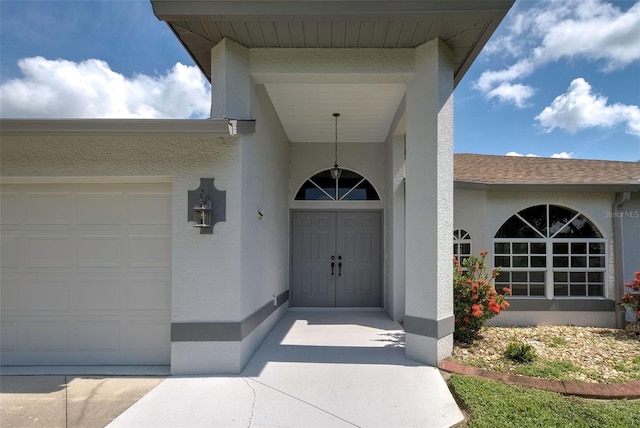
[454,181,640,192]
[151,1,515,21]
[0,118,254,136]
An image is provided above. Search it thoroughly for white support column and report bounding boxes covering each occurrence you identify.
[404,38,455,366]
[210,38,251,119]
[391,134,406,321]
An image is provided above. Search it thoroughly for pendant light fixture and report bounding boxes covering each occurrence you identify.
[330,112,342,180]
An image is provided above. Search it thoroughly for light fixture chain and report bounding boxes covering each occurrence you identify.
[334,113,339,168]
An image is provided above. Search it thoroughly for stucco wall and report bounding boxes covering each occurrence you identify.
[622,192,640,283]
[0,133,243,323]
[238,84,290,366]
[453,187,488,254]
[289,141,386,203]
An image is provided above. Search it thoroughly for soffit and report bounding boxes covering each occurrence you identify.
[151,1,513,143]
[151,1,513,86]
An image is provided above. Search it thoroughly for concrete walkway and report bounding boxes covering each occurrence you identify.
[109,310,464,427]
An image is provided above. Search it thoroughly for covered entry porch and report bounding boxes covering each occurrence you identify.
[149,0,514,374]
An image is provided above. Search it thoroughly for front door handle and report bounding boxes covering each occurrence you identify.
[331,262,335,275]
[338,261,342,276]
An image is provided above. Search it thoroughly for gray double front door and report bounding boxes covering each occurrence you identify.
[291,211,381,307]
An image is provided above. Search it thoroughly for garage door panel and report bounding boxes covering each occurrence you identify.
[77,235,123,267]
[128,193,172,225]
[25,235,73,268]
[1,182,171,366]
[128,278,171,310]
[128,236,171,268]
[1,234,19,268]
[126,319,170,352]
[0,193,19,225]
[0,274,19,312]
[25,193,73,225]
[24,276,70,311]
[77,193,126,225]
[76,320,121,351]
[74,277,122,311]
[0,320,19,350]
[25,320,69,350]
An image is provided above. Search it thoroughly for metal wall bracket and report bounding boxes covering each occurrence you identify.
[187,178,226,234]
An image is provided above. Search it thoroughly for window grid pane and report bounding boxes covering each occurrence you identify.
[453,229,472,268]
[494,205,606,300]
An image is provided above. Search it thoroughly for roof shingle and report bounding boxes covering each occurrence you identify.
[454,153,640,186]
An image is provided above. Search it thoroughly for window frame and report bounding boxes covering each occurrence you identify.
[494,205,607,300]
[453,229,472,267]
[294,169,381,202]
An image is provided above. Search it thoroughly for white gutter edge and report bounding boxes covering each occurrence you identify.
[613,191,632,329]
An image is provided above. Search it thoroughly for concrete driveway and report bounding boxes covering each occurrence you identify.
[0,375,163,428]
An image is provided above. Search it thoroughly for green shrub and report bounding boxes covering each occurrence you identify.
[505,341,537,363]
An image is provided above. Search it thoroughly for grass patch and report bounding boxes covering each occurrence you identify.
[514,360,579,380]
[614,356,640,374]
[548,336,568,347]
[449,375,640,428]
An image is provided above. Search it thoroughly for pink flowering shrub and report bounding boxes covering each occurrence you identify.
[621,271,640,318]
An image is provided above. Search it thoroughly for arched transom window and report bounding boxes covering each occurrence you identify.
[453,229,471,266]
[494,204,606,298]
[295,169,380,201]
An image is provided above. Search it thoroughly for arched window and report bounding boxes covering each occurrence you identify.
[494,204,606,298]
[453,229,471,265]
[295,169,380,201]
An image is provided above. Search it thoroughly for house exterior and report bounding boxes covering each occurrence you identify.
[454,154,640,328]
[12,0,635,376]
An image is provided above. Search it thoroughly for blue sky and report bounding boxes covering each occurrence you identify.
[1,0,639,161]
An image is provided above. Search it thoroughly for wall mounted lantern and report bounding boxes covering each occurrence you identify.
[188,178,226,234]
[193,189,212,229]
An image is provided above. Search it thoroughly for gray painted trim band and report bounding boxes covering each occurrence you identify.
[404,315,454,339]
[171,290,289,342]
[507,299,614,312]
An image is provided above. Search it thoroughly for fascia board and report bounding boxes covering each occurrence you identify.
[454,180,640,192]
[152,1,515,21]
[0,119,242,136]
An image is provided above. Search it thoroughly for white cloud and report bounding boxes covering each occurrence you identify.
[476,0,640,106]
[505,151,540,157]
[505,151,574,159]
[475,59,535,93]
[486,83,535,108]
[550,152,573,159]
[536,78,640,136]
[0,57,211,118]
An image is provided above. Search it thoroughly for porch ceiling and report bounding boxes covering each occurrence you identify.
[151,0,513,142]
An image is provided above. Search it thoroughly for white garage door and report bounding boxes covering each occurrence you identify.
[1,182,172,366]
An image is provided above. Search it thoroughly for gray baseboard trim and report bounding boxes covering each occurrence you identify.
[404,315,454,339]
[507,299,614,312]
[171,290,289,342]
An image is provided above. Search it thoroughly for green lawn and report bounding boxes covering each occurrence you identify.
[448,375,640,428]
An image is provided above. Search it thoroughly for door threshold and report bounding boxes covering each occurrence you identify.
[288,307,383,312]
